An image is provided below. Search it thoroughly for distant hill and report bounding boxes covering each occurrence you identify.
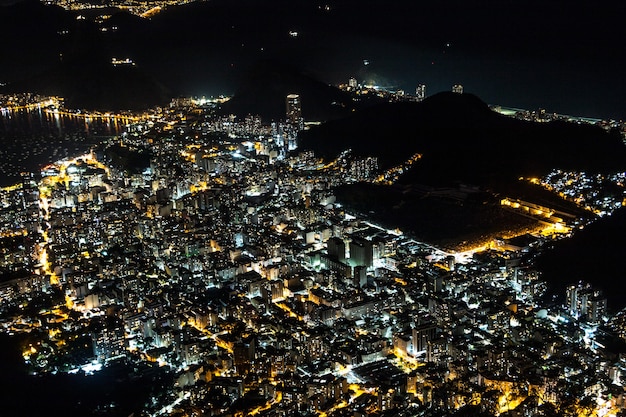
[5,62,171,111]
[218,61,383,122]
[300,92,626,186]
[0,0,73,82]
[301,92,626,250]
[536,207,626,310]
[0,0,170,110]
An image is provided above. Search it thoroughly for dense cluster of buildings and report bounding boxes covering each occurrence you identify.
[0,93,61,111]
[0,94,625,417]
[534,170,626,217]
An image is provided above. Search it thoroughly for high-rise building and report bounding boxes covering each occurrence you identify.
[588,294,607,323]
[286,94,303,130]
[327,237,346,262]
[233,337,255,374]
[348,77,358,89]
[565,282,607,322]
[353,265,368,288]
[412,318,437,354]
[416,84,426,101]
[452,84,463,94]
[566,284,580,315]
[348,236,373,268]
[91,317,126,363]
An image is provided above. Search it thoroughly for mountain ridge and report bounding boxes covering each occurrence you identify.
[218,61,386,122]
[299,92,626,185]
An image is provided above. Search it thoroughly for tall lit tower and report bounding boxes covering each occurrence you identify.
[286,94,303,129]
[452,84,463,94]
[416,84,426,101]
[285,94,303,151]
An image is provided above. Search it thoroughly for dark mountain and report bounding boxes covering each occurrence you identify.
[301,92,625,250]
[536,207,626,310]
[0,3,170,110]
[19,63,171,111]
[0,0,74,82]
[219,61,383,122]
[300,92,626,186]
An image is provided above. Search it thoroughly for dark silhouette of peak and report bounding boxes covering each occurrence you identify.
[6,60,171,111]
[0,1,171,111]
[219,60,380,122]
[319,92,626,254]
[0,0,70,33]
[0,1,170,111]
[299,93,502,168]
[310,92,497,139]
[300,92,626,186]
[0,0,73,81]
[417,91,494,123]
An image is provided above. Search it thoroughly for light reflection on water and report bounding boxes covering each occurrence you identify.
[0,108,124,186]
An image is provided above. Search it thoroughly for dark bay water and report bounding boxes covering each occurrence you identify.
[0,107,124,186]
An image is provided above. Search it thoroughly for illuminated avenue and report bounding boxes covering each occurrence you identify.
[1,89,626,417]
